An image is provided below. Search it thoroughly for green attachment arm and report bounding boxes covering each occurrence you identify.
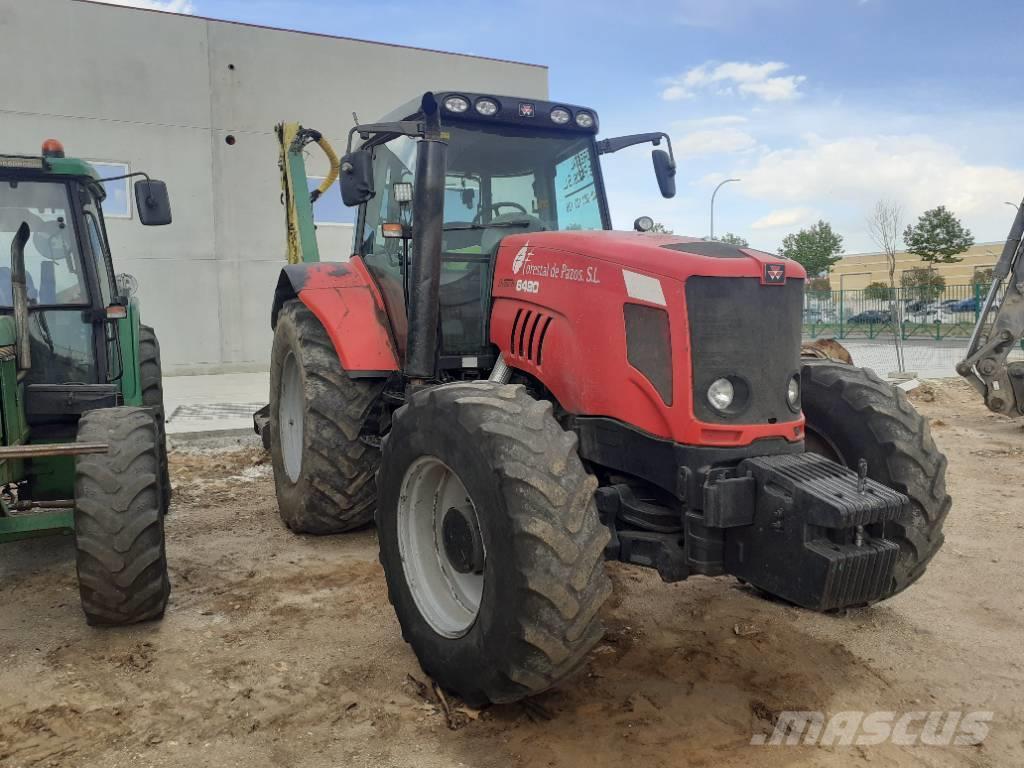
[278,122,322,264]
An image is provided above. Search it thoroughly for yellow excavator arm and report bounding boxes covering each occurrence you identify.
[957,197,1024,416]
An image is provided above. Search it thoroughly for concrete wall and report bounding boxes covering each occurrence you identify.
[0,0,548,373]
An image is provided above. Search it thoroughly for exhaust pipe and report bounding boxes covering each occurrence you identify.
[11,222,31,371]
[404,93,447,382]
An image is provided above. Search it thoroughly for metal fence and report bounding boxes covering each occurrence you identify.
[803,283,988,340]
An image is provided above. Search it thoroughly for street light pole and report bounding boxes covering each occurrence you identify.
[710,178,740,240]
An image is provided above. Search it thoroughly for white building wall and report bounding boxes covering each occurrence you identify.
[0,0,548,373]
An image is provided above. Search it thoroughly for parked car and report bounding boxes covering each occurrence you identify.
[949,297,980,313]
[847,310,892,324]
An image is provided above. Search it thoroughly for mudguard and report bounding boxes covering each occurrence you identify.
[271,258,399,376]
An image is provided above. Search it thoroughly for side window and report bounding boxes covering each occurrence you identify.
[87,162,131,218]
[360,136,417,265]
[555,149,603,230]
[81,193,116,306]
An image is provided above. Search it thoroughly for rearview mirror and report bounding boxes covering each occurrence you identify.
[340,150,375,206]
[652,150,676,199]
[134,179,172,226]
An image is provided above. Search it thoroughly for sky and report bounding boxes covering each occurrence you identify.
[99,0,1024,254]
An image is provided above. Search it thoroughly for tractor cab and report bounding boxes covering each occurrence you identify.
[342,91,676,371]
[0,142,171,398]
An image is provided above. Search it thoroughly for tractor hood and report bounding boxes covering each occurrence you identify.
[498,230,804,284]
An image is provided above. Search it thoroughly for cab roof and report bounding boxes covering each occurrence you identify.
[0,154,105,199]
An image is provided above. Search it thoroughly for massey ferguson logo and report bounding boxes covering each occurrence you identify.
[512,244,531,274]
[765,263,786,284]
[519,103,535,117]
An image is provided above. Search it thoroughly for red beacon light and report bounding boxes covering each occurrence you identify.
[41,139,65,158]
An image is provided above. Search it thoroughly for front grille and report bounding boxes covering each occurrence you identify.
[685,276,803,424]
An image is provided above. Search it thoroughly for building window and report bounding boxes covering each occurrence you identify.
[87,161,131,218]
[308,177,355,225]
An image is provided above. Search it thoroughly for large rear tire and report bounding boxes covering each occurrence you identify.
[377,382,611,706]
[269,300,384,534]
[74,407,171,626]
[800,361,950,599]
[139,324,170,516]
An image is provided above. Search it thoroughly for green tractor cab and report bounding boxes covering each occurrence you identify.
[0,140,172,625]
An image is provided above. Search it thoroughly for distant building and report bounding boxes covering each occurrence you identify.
[829,242,1004,290]
[1,0,547,373]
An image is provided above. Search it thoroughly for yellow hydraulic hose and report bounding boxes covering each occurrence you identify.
[310,136,340,202]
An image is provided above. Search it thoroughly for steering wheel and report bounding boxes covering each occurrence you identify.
[473,201,529,226]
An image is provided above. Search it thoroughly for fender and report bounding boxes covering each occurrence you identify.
[271,258,399,377]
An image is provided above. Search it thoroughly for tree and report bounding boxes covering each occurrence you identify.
[808,277,832,293]
[650,222,674,234]
[903,205,974,264]
[718,232,749,247]
[973,266,994,287]
[778,220,844,277]
[901,267,946,302]
[866,199,906,371]
[864,282,893,301]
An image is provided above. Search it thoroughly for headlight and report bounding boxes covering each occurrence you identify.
[787,375,800,411]
[443,95,469,113]
[475,98,499,116]
[707,378,735,411]
[550,107,571,125]
[575,111,595,128]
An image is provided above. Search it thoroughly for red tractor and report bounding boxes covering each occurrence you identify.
[267,92,949,706]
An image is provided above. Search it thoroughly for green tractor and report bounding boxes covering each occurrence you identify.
[0,139,172,625]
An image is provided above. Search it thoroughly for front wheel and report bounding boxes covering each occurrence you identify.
[74,407,171,626]
[377,382,611,706]
[269,300,384,534]
[800,361,950,598]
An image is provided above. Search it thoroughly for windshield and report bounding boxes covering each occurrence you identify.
[358,123,606,257]
[444,123,605,231]
[0,180,89,306]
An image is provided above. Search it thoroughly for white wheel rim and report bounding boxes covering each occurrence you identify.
[397,456,484,638]
[279,351,304,482]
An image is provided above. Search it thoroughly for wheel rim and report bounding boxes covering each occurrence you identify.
[397,456,484,638]
[279,351,304,482]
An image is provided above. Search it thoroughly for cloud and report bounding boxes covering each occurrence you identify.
[721,133,1024,249]
[662,61,806,102]
[675,127,758,158]
[737,134,1024,212]
[751,207,814,230]
[87,0,196,13]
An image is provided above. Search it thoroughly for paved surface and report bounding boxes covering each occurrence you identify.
[164,371,268,435]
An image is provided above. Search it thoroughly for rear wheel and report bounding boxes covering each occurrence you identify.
[74,407,170,626]
[269,300,384,534]
[139,324,170,515]
[377,382,611,706]
[800,361,950,598]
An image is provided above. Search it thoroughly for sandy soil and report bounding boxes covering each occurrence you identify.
[1,379,1022,768]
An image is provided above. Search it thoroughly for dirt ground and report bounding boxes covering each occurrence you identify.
[1,378,1022,768]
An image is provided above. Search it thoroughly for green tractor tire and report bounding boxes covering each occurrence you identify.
[74,407,171,626]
